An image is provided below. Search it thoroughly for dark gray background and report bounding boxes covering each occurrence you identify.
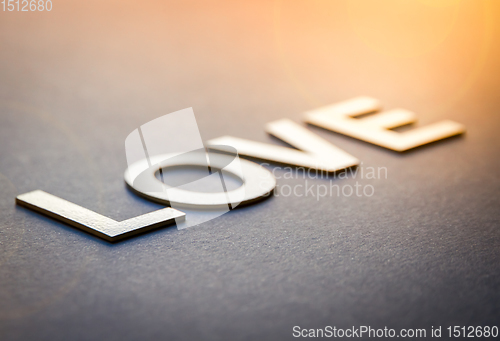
[1,1,499,340]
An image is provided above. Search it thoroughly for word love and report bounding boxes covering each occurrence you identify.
[16,96,465,241]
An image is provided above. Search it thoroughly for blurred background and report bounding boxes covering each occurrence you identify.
[1,0,499,134]
[1,1,499,340]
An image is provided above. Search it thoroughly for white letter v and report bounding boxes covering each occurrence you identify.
[207,119,359,172]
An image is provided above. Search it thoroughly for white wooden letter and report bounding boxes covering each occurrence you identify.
[207,119,359,173]
[305,96,465,152]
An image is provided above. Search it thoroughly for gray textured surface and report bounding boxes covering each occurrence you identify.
[1,1,499,340]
